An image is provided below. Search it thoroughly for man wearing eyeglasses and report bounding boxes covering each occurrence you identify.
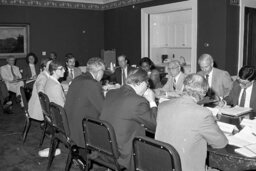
[100,68,157,171]
[224,66,256,112]
[197,54,233,99]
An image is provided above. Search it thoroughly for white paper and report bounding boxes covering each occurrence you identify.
[217,121,238,134]
[227,135,252,147]
[235,146,256,157]
[240,118,256,129]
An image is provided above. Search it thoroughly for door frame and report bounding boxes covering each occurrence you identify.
[238,0,256,71]
[141,0,198,73]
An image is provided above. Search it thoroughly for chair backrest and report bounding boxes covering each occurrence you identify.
[20,87,28,111]
[133,136,182,171]
[82,117,120,159]
[38,92,51,122]
[49,102,70,136]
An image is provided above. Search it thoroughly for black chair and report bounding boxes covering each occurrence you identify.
[82,117,125,171]
[133,136,182,171]
[38,92,53,147]
[20,86,30,143]
[47,102,86,171]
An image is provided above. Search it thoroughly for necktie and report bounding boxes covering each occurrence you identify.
[122,69,126,85]
[10,66,16,78]
[205,74,212,97]
[173,78,176,91]
[205,74,209,83]
[70,69,74,79]
[240,88,247,107]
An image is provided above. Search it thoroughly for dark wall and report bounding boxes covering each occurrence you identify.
[197,0,239,75]
[104,0,240,74]
[0,6,104,67]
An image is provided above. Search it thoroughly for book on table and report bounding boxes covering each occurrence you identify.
[220,105,252,117]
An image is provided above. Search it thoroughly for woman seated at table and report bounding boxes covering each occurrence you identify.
[139,57,162,89]
[223,65,256,112]
[22,52,39,89]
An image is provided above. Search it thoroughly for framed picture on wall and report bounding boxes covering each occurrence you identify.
[0,24,30,59]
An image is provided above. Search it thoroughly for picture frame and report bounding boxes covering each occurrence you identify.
[0,24,30,59]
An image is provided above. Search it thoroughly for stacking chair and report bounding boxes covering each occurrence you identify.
[47,102,86,171]
[38,92,53,147]
[133,136,182,171]
[82,117,125,171]
[20,86,30,143]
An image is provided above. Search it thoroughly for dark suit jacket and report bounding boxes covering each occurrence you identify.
[110,66,134,84]
[64,72,104,147]
[100,85,157,170]
[60,67,82,84]
[224,80,256,112]
[21,63,40,80]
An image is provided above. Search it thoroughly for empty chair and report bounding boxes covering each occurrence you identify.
[47,102,86,171]
[82,117,125,171]
[133,136,182,171]
[38,92,53,147]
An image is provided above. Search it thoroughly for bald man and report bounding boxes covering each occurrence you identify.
[197,54,232,98]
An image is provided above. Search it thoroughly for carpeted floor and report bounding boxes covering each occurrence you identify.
[0,104,80,171]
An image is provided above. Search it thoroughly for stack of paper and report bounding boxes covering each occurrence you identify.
[235,144,256,157]
[220,105,252,117]
[228,126,256,147]
[240,118,256,128]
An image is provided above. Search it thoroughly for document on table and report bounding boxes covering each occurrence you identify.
[220,105,252,116]
[235,144,256,158]
[240,118,256,129]
[228,126,256,147]
[217,121,238,135]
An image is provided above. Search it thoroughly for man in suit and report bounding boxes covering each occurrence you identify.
[65,57,105,148]
[162,60,186,92]
[197,53,233,98]
[155,73,228,171]
[0,56,24,102]
[28,58,50,121]
[224,66,256,112]
[61,53,82,84]
[44,60,66,107]
[110,54,134,85]
[100,68,157,170]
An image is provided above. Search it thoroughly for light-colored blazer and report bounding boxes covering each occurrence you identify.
[162,72,186,92]
[198,67,233,97]
[28,71,49,121]
[0,64,22,88]
[155,95,228,171]
[44,76,66,107]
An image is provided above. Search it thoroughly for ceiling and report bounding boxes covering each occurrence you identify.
[0,0,152,10]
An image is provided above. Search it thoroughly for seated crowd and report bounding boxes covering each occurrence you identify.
[1,51,255,171]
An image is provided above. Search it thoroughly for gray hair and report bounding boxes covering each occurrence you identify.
[198,53,213,65]
[86,57,105,73]
[183,73,209,101]
[169,60,181,67]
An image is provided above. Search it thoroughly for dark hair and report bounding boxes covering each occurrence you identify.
[48,60,63,75]
[25,52,38,64]
[239,66,256,81]
[49,51,57,60]
[139,57,155,70]
[65,53,75,61]
[39,58,49,70]
[126,68,148,85]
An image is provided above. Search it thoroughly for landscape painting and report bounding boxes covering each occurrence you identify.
[0,24,29,58]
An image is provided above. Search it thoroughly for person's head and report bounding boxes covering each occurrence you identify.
[87,57,105,82]
[39,58,49,72]
[126,68,149,96]
[168,60,181,77]
[6,56,16,66]
[49,52,57,60]
[183,73,209,102]
[65,53,76,69]
[198,54,214,75]
[139,57,154,72]
[117,55,128,69]
[238,66,256,88]
[48,60,65,79]
[25,52,38,64]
